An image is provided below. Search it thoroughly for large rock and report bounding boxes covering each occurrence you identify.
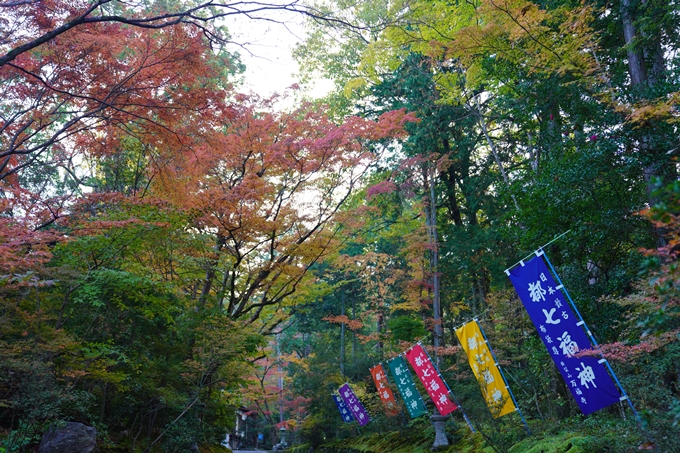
[38,422,97,453]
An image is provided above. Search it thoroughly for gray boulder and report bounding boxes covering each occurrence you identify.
[38,422,97,453]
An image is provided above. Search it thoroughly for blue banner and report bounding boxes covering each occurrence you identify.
[508,254,621,415]
[332,393,354,423]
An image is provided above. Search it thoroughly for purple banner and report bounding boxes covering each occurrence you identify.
[338,383,371,426]
[332,393,354,423]
[508,254,621,415]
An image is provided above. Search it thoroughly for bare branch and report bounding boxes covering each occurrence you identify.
[0,0,370,67]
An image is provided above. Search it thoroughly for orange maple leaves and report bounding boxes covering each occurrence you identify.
[1,7,230,181]
[152,97,414,320]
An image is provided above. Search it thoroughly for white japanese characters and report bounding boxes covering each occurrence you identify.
[406,345,456,416]
[370,364,397,413]
[557,332,579,358]
[334,395,354,422]
[388,358,426,417]
[528,280,547,302]
[542,307,561,325]
[510,257,623,414]
[339,384,370,426]
[576,362,597,389]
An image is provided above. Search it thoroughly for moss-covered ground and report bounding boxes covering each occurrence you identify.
[287,417,651,453]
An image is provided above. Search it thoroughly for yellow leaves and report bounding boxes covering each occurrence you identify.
[390,300,423,313]
[86,369,128,386]
[623,91,680,128]
[359,38,406,83]
[446,0,597,77]
[356,0,601,103]
[464,63,486,92]
[55,344,131,390]
[432,71,466,104]
[285,354,312,372]
[344,76,369,98]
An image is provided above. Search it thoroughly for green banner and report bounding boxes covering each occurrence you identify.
[387,355,428,418]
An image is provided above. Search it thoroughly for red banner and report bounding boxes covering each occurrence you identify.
[369,364,399,415]
[405,344,458,416]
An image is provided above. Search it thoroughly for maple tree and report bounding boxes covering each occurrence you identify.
[3,0,680,451]
[1,15,229,183]
[0,1,239,295]
[0,1,416,448]
[152,95,414,325]
[0,0,366,190]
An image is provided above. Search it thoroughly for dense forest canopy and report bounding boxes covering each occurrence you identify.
[1,0,679,452]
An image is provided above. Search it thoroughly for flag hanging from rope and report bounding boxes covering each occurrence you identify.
[404,344,458,416]
[386,356,429,418]
[508,253,621,415]
[338,383,371,426]
[369,364,399,415]
[332,393,354,423]
[455,320,516,418]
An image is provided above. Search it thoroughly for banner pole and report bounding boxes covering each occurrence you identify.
[474,319,531,435]
[504,230,571,274]
[452,308,491,332]
[539,249,655,448]
[418,343,476,433]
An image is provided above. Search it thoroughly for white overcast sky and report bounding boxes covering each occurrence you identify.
[223,8,332,99]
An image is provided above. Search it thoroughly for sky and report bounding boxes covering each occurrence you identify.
[223,7,333,99]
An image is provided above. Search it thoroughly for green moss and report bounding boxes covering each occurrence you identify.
[199,445,232,453]
[316,427,491,453]
[508,433,593,453]
[300,415,652,453]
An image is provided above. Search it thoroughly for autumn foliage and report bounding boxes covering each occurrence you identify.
[0,1,418,450]
[3,0,680,451]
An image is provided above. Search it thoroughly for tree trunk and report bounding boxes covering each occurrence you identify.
[621,0,647,86]
[474,96,520,212]
[620,0,668,246]
[424,164,449,448]
[99,384,108,425]
[340,290,346,375]
[352,297,357,375]
[441,138,463,226]
[197,235,226,309]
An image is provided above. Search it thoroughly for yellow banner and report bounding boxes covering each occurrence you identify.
[455,321,516,418]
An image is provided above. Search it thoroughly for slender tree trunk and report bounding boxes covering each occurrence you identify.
[143,397,200,453]
[441,138,463,226]
[147,407,157,439]
[99,384,108,425]
[277,333,284,426]
[352,297,357,373]
[376,311,383,357]
[424,164,449,448]
[474,96,520,212]
[621,0,647,86]
[340,290,346,376]
[620,0,668,247]
[197,235,226,309]
[429,170,444,355]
